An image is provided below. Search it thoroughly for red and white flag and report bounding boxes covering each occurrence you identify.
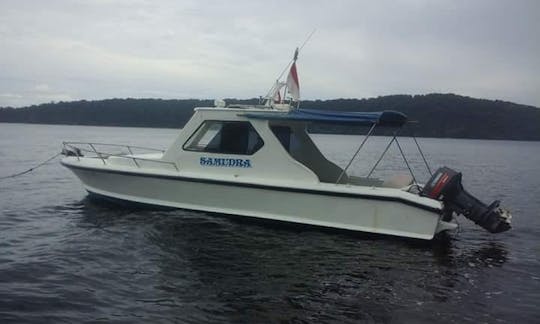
[286,62,300,101]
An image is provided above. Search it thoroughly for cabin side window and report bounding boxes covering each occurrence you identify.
[183,121,264,155]
[270,125,302,154]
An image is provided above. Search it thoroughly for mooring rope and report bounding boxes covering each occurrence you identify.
[0,152,62,180]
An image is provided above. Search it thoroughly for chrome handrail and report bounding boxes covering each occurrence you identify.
[88,143,106,165]
[62,142,179,172]
[63,141,165,153]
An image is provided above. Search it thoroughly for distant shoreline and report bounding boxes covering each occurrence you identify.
[2,121,539,142]
[1,94,540,141]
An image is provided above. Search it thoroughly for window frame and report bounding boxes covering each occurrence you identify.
[182,120,265,156]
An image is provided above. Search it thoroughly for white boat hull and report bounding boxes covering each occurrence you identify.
[63,160,455,240]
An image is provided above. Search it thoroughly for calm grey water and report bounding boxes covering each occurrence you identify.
[0,123,539,323]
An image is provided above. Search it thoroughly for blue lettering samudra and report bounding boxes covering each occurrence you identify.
[200,157,252,168]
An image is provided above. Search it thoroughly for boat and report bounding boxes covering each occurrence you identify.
[61,50,512,240]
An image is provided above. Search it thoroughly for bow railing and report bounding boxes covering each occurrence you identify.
[62,141,178,171]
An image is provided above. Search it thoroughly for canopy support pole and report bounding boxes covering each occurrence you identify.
[394,137,418,185]
[366,129,401,178]
[406,123,433,176]
[336,123,377,184]
[412,135,432,176]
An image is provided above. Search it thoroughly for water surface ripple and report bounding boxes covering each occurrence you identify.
[0,124,539,323]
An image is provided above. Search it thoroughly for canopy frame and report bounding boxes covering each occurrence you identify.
[242,108,432,186]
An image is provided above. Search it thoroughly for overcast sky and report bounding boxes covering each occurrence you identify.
[1,0,539,107]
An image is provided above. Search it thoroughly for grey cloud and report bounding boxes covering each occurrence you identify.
[0,0,538,107]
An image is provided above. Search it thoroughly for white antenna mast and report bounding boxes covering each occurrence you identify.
[263,29,316,105]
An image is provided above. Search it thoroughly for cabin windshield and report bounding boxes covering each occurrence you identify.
[184,121,264,155]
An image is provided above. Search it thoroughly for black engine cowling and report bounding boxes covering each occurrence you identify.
[422,167,511,233]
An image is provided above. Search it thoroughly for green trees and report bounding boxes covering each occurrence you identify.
[1,94,539,140]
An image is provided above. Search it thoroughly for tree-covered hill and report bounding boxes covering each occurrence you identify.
[1,94,539,140]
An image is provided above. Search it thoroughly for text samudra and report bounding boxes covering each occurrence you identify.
[200,157,252,168]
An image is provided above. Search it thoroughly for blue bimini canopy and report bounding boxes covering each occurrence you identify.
[240,108,407,127]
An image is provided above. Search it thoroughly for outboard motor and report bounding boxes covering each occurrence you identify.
[422,167,511,233]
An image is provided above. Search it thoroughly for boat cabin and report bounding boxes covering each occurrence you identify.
[161,106,410,187]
